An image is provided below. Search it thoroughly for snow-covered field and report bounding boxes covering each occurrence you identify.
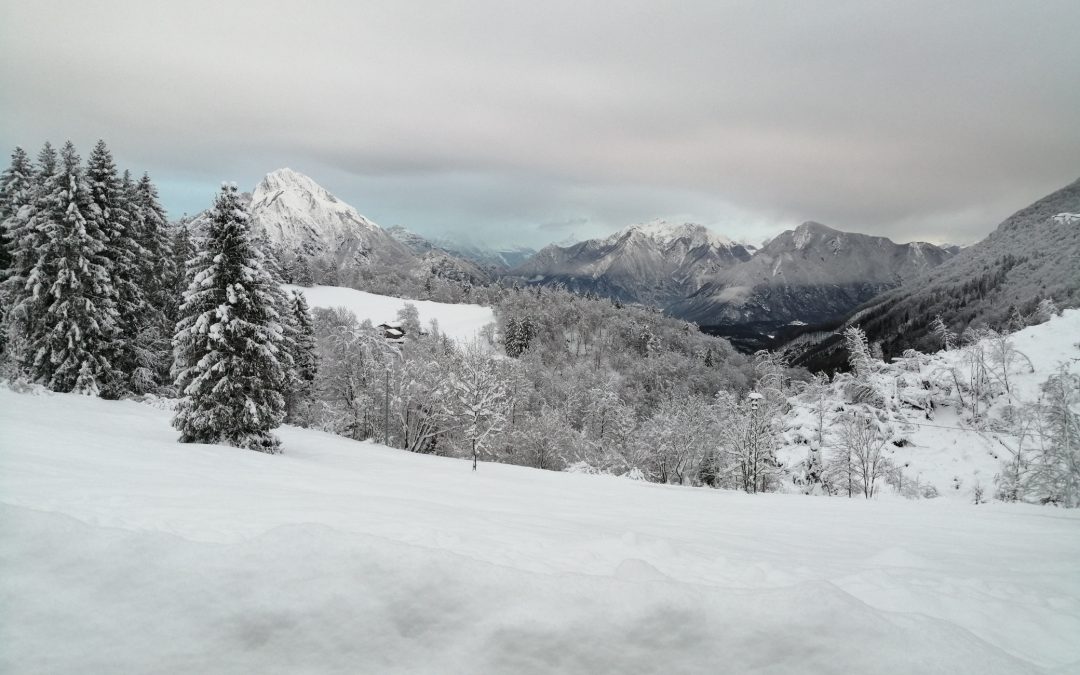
[286,284,495,344]
[3,388,1079,673]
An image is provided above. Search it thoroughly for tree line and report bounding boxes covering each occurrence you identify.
[0,142,316,451]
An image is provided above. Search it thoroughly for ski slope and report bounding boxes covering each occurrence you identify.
[2,388,1079,673]
[286,284,495,344]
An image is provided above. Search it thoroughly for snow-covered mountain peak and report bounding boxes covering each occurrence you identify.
[791,221,839,250]
[248,168,390,256]
[252,168,375,226]
[610,219,734,249]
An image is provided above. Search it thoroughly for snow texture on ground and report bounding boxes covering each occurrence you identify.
[285,284,495,344]
[2,388,1079,673]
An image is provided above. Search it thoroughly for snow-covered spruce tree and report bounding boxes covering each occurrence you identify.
[132,172,177,383]
[27,141,120,394]
[172,183,287,452]
[0,147,37,357]
[502,314,535,358]
[285,289,318,425]
[169,222,196,306]
[0,150,30,290]
[86,142,153,395]
[1,145,49,366]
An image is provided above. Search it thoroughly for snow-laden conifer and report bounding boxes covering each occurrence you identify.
[0,149,32,290]
[0,147,37,356]
[134,173,177,326]
[28,142,120,394]
[285,289,318,424]
[172,183,287,452]
[1,145,49,365]
[170,222,196,306]
[86,142,149,395]
[121,171,176,389]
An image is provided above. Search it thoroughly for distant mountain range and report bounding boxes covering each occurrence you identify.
[176,168,1078,360]
[511,220,756,307]
[510,219,955,349]
[668,222,955,348]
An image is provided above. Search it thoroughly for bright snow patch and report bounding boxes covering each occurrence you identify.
[2,387,1079,673]
[286,284,495,344]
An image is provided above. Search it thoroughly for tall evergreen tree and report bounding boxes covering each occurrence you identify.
[134,173,176,318]
[86,141,152,395]
[169,221,196,318]
[285,289,318,424]
[28,141,119,394]
[131,172,177,387]
[0,150,29,287]
[172,183,287,452]
[0,147,37,356]
[1,145,52,366]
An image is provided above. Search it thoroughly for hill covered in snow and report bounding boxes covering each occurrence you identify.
[778,308,1080,504]
[286,284,495,344]
[2,384,1079,673]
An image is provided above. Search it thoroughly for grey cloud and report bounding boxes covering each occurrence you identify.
[1,0,1077,249]
[538,218,589,232]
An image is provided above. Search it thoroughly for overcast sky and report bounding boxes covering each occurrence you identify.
[2,1,1078,248]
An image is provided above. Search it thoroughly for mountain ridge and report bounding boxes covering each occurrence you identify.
[786,176,1080,370]
[511,219,756,306]
[672,221,955,327]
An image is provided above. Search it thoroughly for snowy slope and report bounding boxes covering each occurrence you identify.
[779,309,1080,501]
[287,284,495,343]
[3,388,1080,673]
